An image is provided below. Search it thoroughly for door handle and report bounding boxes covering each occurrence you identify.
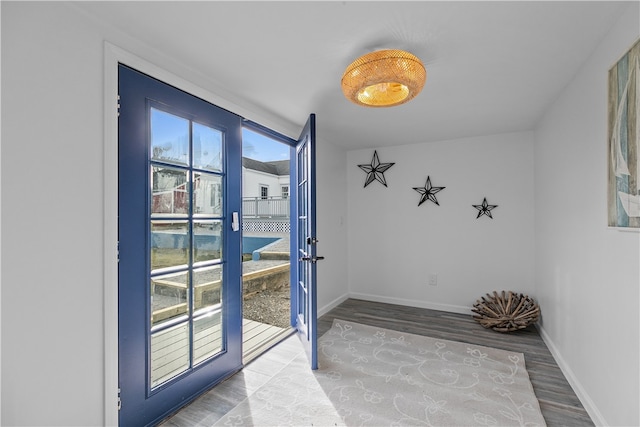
[300,256,325,263]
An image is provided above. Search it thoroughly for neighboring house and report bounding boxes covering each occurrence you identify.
[242,157,291,232]
[152,168,223,215]
[242,157,290,202]
[150,157,289,217]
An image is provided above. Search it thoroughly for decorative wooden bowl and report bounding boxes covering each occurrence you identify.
[472,291,540,332]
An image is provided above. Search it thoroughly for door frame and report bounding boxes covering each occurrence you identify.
[103,42,303,425]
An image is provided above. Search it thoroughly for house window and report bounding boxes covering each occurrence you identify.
[281,186,289,199]
[260,185,268,199]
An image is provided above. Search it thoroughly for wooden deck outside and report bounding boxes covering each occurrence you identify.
[242,318,294,364]
[151,257,292,386]
[151,313,224,387]
[151,316,292,387]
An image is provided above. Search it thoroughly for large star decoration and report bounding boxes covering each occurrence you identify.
[473,197,498,219]
[413,176,445,206]
[358,150,395,188]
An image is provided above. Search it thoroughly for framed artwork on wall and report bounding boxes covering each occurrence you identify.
[608,38,640,229]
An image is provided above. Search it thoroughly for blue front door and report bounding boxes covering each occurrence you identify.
[293,114,320,369]
[118,65,243,426]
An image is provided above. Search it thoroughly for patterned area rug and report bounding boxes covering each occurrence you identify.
[317,319,546,426]
[214,319,546,426]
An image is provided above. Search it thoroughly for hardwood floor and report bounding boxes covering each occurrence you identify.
[161,298,593,426]
[319,299,593,426]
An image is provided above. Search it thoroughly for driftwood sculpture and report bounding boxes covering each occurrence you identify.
[472,291,540,332]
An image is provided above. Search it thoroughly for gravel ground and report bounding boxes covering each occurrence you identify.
[243,288,291,329]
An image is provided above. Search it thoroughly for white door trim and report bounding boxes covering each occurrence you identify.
[103,41,119,427]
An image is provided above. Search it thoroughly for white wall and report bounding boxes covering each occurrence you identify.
[316,137,349,313]
[2,3,105,425]
[534,3,640,426]
[347,132,535,313]
[3,1,637,426]
[0,2,348,425]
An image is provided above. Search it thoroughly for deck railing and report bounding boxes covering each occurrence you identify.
[242,197,290,218]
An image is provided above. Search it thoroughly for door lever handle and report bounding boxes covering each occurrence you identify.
[300,256,325,263]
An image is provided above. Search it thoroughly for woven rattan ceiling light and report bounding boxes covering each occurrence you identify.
[341,49,426,107]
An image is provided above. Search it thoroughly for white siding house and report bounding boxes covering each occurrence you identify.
[242,157,290,200]
[242,158,290,221]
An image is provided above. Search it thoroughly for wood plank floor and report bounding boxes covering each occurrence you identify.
[161,298,593,426]
[319,299,593,426]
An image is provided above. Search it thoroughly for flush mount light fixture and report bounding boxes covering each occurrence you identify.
[341,49,426,107]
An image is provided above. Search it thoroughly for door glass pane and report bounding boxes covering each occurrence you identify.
[151,271,189,326]
[193,122,222,172]
[193,221,222,264]
[298,280,307,321]
[151,166,189,216]
[193,172,222,217]
[151,108,189,166]
[193,265,222,312]
[193,311,223,365]
[299,142,307,183]
[298,218,306,254]
[151,221,189,271]
[147,105,229,391]
[150,322,190,388]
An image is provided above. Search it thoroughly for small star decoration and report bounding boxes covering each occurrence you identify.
[473,198,498,219]
[413,176,445,206]
[358,150,395,188]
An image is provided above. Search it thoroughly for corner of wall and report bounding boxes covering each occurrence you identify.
[535,324,606,425]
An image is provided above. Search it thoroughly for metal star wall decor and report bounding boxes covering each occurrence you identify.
[413,176,445,206]
[358,150,395,188]
[473,197,498,219]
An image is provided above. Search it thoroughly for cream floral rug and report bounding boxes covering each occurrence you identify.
[215,319,546,426]
[316,319,545,426]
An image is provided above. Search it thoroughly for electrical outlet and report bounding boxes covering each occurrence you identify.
[428,273,438,286]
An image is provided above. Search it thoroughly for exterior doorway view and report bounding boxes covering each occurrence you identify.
[117,63,318,426]
[240,127,295,363]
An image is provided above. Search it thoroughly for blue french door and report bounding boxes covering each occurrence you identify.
[118,65,243,426]
[292,114,321,369]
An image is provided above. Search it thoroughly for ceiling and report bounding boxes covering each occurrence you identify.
[75,1,628,150]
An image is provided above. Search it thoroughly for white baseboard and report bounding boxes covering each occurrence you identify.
[347,292,472,315]
[318,293,350,317]
[535,324,606,426]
